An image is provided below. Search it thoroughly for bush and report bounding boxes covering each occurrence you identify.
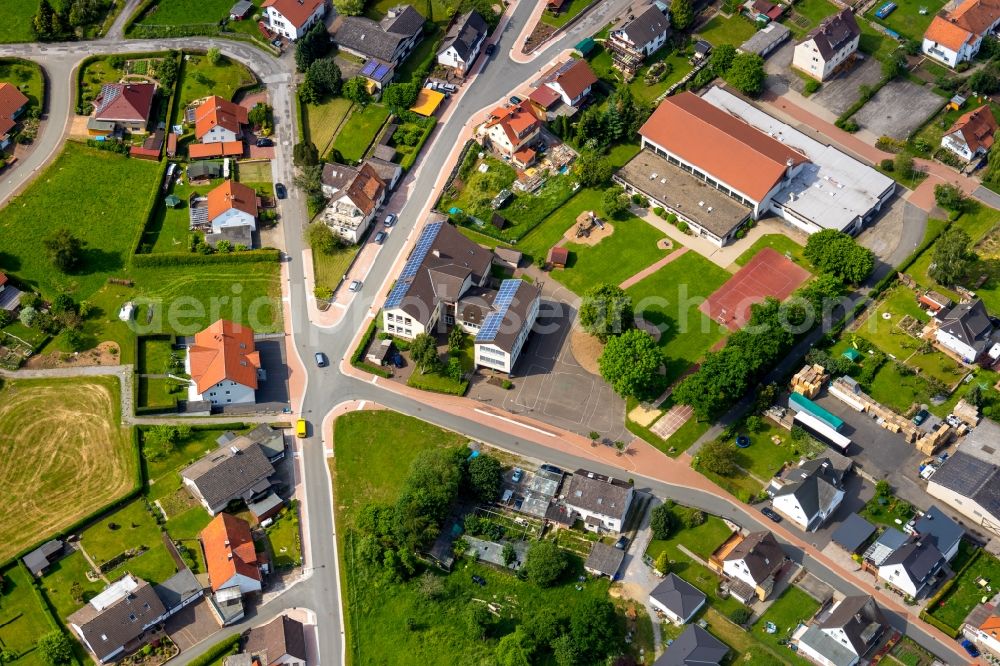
[803,79,820,95]
[880,158,894,171]
[524,540,568,587]
[728,607,752,625]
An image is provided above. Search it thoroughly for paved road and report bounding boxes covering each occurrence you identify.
[0,3,970,663]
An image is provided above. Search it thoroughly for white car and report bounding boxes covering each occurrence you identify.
[349,280,362,292]
[384,213,397,227]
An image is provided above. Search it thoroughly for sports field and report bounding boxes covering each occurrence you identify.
[0,376,136,561]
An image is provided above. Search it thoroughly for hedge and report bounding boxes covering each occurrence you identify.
[351,318,393,378]
[185,634,242,666]
[130,158,170,260]
[918,609,961,638]
[132,249,281,267]
[399,119,436,172]
[406,374,469,395]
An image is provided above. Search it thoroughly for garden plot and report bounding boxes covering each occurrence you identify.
[853,80,945,139]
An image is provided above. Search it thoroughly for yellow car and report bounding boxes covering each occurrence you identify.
[296,419,307,438]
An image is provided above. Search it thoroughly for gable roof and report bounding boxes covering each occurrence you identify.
[881,539,945,583]
[949,0,1000,35]
[655,625,728,665]
[925,15,974,50]
[188,319,260,393]
[94,82,156,123]
[639,92,807,201]
[804,8,860,60]
[820,595,886,654]
[332,5,424,62]
[153,568,203,612]
[23,540,63,576]
[195,96,249,139]
[189,141,244,159]
[723,531,785,584]
[864,527,909,565]
[544,58,598,102]
[614,5,670,47]
[798,625,859,666]
[181,439,274,511]
[935,298,994,352]
[207,180,258,223]
[439,10,488,61]
[650,573,706,619]
[381,4,425,36]
[585,541,626,577]
[529,84,562,109]
[261,0,325,28]
[67,575,167,662]
[201,513,261,592]
[0,82,28,137]
[947,104,998,154]
[246,615,308,664]
[774,460,843,524]
[564,469,633,519]
[486,100,541,145]
[912,506,964,558]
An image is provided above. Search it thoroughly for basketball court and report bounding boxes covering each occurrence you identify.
[700,247,810,331]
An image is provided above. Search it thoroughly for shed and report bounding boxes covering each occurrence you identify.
[575,37,596,56]
[23,540,64,577]
[493,247,522,269]
[584,542,625,579]
[166,132,178,157]
[831,513,876,553]
[693,40,712,59]
[366,338,395,366]
[230,0,253,18]
[547,246,569,269]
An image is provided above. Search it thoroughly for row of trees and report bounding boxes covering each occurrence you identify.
[33,0,111,40]
[803,229,875,284]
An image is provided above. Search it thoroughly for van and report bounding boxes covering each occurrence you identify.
[296,419,307,438]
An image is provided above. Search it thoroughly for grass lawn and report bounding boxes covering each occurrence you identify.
[625,251,730,384]
[406,366,469,394]
[0,58,44,112]
[137,0,256,26]
[79,56,127,110]
[332,104,391,164]
[867,0,947,42]
[928,550,1000,630]
[0,564,55,666]
[304,97,353,154]
[366,0,451,27]
[395,26,441,83]
[859,491,914,528]
[40,550,106,619]
[696,14,758,46]
[0,142,161,300]
[80,499,177,585]
[138,336,175,374]
[313,246,358,290]
[540,0,593,28]
[858,17,900,61]
[332,410,646,664]
[263,505,301,570]
[172,54,257,126]
[0,377,135,563]
[645,512,733,562]
[702,608,788,665]
[144,426,238,502]
[733,234,806,267]
[0,1,40,43]
[750,586,820,666]
[890,636,937,666]
[782,0,839,37]
[138,376,184,409]
[732,420,825,481]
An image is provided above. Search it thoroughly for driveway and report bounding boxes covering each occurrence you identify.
[618,495,662,652]
[165,598,220,651]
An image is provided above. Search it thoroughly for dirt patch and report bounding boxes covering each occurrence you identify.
[657,238,674,251]
[26,341,121,369]
[635,318,662,342]
[628,402,663,427]
[69,115,91,139]
[523,22,557,52]
[570,328,604,375]
[563,221,614,246]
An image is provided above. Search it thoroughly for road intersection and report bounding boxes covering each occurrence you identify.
[0,2,973,663]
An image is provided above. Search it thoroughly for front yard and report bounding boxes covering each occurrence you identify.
[696,14,758,46]
[0,58,44,112]
[927,549,1000,630]
[331,104,391,164]
[0,564,60,666]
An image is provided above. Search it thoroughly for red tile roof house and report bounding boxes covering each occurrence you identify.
[90,82,156,135]
[206,180,259,234]
[0,82,29,149]
[201,513,263,624]
[923,0,1000,67]
[261,0,327,40]
[540,59,598,107]
[185,319,261,406]
[480,100,542,158]
[195,95,249,144]
[941,104,999,161]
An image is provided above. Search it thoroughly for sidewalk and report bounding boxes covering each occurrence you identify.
[619,246,688,289]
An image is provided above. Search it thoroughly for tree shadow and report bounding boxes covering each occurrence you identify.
[77,248,125,276]
[0,251,21,272]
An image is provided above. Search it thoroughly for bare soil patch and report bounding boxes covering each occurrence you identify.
[570,328,603,375]
[562,221,615,246]
[25,341,121,369]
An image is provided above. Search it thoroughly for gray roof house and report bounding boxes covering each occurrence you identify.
[437,10,489,74]
[68,575,168,664]
[934,298,996,361]
[927,419,1000,538]
[23,539,64,577]
[245,614,308,665]
[563,469,635,534]
[877,539,946,598]
[584,542,626,579]
[654,625,728,665]
[180,439,275,515]
[649,573,706,624]
[831,513,876,554]
[863,527,909,566]
[330,5,425,66]
[771,458,846,531]
[153,568,204,616]
[911,506,964,562]
[796,595,886,666]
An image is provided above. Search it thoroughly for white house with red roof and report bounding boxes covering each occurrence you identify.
[195,96,249,144]
[186,319,260,405]
[262,0,327,40]
[90,82,156,134]
[206,180,259,234]
[941,104,998,161]
[201,513,263,595]
[923,0,1000,67]
[539,59,598,107]
[480,101,542,159]
[0,83,28,149]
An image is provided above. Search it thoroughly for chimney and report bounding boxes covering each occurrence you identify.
[432,249,441,257]
[224,540,230,547]
[228,553,233,560]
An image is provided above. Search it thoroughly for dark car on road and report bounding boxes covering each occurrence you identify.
[761,507,782,523]
[485,43,496,56]
[256,137,274,147]
[614,536,630,550]
[275,183,287,199]
[314,352,328,367]
[374,231,387,244]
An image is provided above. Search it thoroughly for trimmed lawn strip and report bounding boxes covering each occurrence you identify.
[733,234,806,267]
[313,246,357,291]
[750,586,820,666]
[540,0,593,28]
[304,97,353,153]
[332,104,391,163]
[144,426,240,502]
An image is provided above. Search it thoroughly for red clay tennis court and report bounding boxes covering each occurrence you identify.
[700,247,810,331]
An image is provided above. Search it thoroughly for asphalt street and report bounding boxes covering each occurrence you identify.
[0,3,970,663]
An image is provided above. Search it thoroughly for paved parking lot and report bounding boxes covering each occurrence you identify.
[853,80,945,140]
[469,279,630,443]
[809,57,885,117]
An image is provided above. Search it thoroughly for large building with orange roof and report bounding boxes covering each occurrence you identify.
[201,513,263,595]
[185,319,260,406]
[923,0,1000,66]
[195,96,249,144]
[205,180,259,234]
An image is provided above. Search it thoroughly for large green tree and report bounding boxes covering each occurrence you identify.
[579,284,633,342]
[382,82,420,110]
[295,23,332,71]
[602,186,630,219]
[710,43,737,76]
[670,0,694,29]
[929,228,973,285]
[524,540,568,587]
[343,77,372,105]
[38,631,73,666]
[467,454,503,501]
[598,328,664,400]
[304,58,342,100]
[410,333,439,373]
[725,52,766,97]
[574,152,613,187]
[569,597,619,662]
[698,439,739,476]
[803,229,875,284]
[43,228,85,273]
[650,503,675,539]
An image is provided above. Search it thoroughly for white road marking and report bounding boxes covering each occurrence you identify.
[473,409,556,437]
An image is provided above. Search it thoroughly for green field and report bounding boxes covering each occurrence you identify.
[137,0,258,26]
[696,14,758,46]
[304,97,354,153]
[928,550,1000,630]
[625,251,731,384]
[332,104,391,164]
[80,499,177,585]
[868,0,947,42]
[0,1,41,43]
[0,142,162,300]
[173,54,257,126]
[645,511,733,562]
[0,58,44,112]
[733,234,806,267]
[730,419,826,481]
[0,564,55,666]
[332,410,647,664]
[0,377,135,563]
[313,245,357,291]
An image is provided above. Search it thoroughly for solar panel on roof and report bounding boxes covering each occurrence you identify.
[374,64,391,80]
[383,222,444,310]
[361,60,379,77]
[476,280,521,342]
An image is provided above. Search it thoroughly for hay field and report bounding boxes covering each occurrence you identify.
[0,376,136,561]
